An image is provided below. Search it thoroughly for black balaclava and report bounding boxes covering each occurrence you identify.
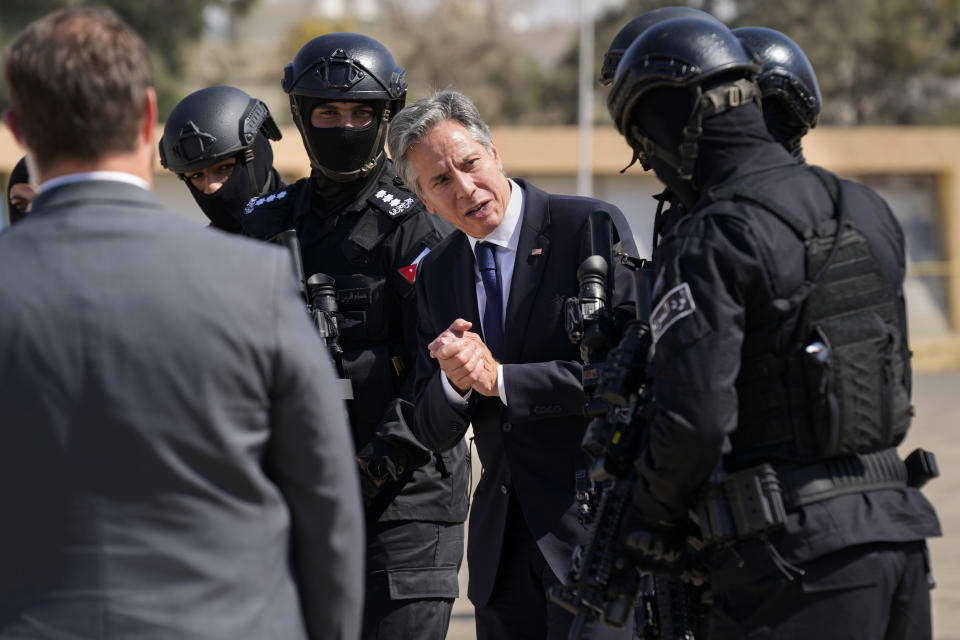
[762,99,807,162]
[7,156,32,225]
[629,87,701,209]
[300,99,390,215]
[631,82,782,208]
[300,98,387,179]
[695,100,785,191]
[186,134,276,233]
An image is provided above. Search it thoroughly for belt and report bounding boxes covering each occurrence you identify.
[777,448,907,509]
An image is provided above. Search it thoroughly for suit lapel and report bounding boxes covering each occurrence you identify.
[503,180,551,361]
[446,232,481,332]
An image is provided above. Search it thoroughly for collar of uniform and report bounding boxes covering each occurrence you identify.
[37,171,149,194]
[466,178,524,254]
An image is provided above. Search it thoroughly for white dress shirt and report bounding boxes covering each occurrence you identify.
[441,178,524,408]
[37,171,150,194]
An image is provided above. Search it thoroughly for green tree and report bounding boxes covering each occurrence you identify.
[539,0,706,126]
[729,0,960,124]
[379,0,554,125]
[0,0,257,115]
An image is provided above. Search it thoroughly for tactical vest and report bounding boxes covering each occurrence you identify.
[707,167,911,466]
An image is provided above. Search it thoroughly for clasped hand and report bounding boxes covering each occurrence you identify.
[428,318,499,397]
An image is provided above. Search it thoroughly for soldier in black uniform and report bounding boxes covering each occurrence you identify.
[5,156,34,225]
[160,85,284,233]
[241,33,469,640]
[607,16,941,639]
[734,26,822,162]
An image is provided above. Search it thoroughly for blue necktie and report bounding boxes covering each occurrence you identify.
[475,241,504,360]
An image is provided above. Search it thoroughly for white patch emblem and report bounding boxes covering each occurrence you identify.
[373,188,416,216]
[389,197,415,217]
[650,282,696,345]
[244,196,258,214]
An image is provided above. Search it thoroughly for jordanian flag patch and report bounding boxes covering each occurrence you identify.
[398,247,431,284]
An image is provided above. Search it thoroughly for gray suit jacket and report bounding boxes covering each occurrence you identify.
[0,179,363,640]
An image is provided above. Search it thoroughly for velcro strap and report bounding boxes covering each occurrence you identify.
[778,448,907,508]
[700,78,761,117]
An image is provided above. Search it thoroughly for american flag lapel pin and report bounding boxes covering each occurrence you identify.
[530,248,543,256]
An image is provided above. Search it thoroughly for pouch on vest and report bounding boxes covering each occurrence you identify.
[708,167,911,462]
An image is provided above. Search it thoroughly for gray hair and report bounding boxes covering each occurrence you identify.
[388,90,494,195]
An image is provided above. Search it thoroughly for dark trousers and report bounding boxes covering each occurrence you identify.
[711,541,933,640]
[362,520,463,640]
[475,491,633,640]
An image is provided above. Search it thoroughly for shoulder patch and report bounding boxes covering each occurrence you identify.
[369,180,418,219]
[650,282,697,344]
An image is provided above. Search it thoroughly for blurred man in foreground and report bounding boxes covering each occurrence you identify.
[0,8,363,639]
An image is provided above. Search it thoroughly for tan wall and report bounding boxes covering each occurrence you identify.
[3,124,959,368]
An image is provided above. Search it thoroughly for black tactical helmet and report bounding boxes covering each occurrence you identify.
[608,16,762,181]
[159,85,281,176]
[599,6,723,86]
[282,32,407,181]
[733,27,821,149]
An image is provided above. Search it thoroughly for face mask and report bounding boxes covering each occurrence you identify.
[648,155,699,209]
[186,161,251,233]
[297,99,387,180]
[184,135,276,233]
[306,124,382,175]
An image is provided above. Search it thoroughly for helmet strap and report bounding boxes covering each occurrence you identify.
[678,78,762,182]
[242,147,259,198]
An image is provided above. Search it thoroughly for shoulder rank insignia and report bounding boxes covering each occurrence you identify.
[244,188,287,215]
[372,187,417,218]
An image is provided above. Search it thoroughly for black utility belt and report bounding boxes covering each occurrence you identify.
[691,447,936,548]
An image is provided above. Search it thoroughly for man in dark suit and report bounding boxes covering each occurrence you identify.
[0,8,363,640]
[388,90,638,640]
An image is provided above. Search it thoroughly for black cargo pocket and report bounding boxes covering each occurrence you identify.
[807,313,908,457]
[881,320,911,447]
[386,566,460,601]
[798,559,878,595]
[335,273,386,342]
[801,325,841,456]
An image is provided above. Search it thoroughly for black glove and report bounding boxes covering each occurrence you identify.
[621,509,708,586]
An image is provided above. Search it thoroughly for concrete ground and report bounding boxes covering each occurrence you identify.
[444,371,960,639]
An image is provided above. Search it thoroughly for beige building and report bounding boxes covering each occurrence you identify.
[2,124,958,370]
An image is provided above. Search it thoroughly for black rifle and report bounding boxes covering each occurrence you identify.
[269,229,352,400]
[550,211,707,639]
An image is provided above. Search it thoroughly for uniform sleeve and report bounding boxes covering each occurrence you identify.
[412,251,474,453]
[238,183,298,240]
[632,209,760,521]
[262,250,364,640]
